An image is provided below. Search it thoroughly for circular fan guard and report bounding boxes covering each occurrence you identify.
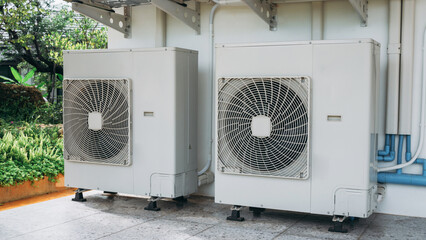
[217,77,309,178]
[64,79,130,166]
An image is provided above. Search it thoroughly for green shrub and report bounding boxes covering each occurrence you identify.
[0,121,63,187]
[0,83,44,122]
[31,102,63,124]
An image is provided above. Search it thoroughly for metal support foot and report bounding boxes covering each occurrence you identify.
[227,205,245,221]
[103,191,118,195]
[173,196,188,208]
[249,207,265,217]
[72,188,87,202]
[328,215,348,233]
[144,197,161,211]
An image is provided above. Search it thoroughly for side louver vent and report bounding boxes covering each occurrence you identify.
[217,77,310,179]
[63,78,131,166]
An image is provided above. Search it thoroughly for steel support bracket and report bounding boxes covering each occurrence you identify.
[150,0,200,34]
[241,0,277,31]
[72,2,131,38]
[348,0,368,26]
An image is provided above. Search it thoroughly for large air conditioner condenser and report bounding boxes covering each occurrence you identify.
[215,40,380,222]
[63,48,198,209]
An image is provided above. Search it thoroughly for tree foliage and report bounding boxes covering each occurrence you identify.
[0,0,107,75]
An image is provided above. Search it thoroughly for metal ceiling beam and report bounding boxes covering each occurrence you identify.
[64,0,113,11]
[91,0,150,8]
[150,0,201,34]
[66,0,200,35]
[348,0,368,26]
[241,0,277,31]
[72,2,132,38]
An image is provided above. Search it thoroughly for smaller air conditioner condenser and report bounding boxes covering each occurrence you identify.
[63,48,198,208]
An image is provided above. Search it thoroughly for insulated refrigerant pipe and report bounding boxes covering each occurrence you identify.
[399,0,416,135]
[378,26,426,172]
[385,0,402,134]
[377,0,401,161]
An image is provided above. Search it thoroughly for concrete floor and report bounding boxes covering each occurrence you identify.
[1,191,425,240]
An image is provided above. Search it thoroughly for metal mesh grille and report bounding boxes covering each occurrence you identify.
[63,79,131,166]
[217,77,310,179]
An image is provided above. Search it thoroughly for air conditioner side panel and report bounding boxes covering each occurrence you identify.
[131,50,198,197]
[131,51,177,196]
[310,42,379,217]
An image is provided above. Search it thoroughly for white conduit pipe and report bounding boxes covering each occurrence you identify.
[399,0,416,134]
[198,3,220,176]
[211,0,240,4]
[385,0,402,134]
[378,27,426,172]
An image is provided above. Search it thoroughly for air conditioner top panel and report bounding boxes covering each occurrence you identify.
[63,47,198,55]
[216,38,380,49]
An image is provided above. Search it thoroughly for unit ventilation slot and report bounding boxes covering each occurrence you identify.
[217,77,310,178]
[63,78,131,166]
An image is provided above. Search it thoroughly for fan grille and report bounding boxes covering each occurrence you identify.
[63,79,131,166]
[217,77,310,178]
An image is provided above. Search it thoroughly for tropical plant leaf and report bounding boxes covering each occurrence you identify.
[10,67,23,83]
[23,67,37,83]
[37,82,46,89]
[0,75,15,83]
[56,73,63,81]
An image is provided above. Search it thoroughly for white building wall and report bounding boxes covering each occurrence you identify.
[108,0,426,218]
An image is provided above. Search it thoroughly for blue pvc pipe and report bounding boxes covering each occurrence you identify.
[378,172,426,186]
[396,135,404,174]
[377,136,426,187]
[378,134,391,156]
[377,158,426,186]
[377,135,396,161]
[406,135,412,162]
[416,158,426,176]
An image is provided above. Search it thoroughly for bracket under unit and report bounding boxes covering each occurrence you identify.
[241,0,277,31]
[72,2,132,38]
[150,0,201,34]
[348,0,368,26]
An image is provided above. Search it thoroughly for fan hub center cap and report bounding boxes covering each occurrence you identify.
[251,115,271,138]
[88,112,103,131]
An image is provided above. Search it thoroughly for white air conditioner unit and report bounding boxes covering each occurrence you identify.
[63,48,198,207]
[215,40,380,221]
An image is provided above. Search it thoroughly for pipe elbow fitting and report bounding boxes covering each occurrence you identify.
[378,145,391,156]
[382,151,396,162]
[406,153,412,162]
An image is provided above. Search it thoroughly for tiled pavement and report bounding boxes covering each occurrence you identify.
[1,191,425,240]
